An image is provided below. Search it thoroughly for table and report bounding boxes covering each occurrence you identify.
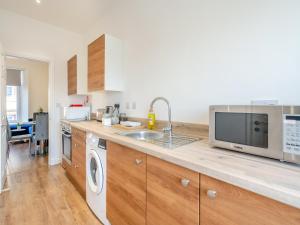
[11,128,27,136]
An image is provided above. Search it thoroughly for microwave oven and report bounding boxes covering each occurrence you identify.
[209,105,300,164]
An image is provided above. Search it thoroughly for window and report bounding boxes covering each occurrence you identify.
[7,86,13,96]
[6,86,19,122]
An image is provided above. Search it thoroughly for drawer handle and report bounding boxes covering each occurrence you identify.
[135,159,143,165]
[74,143,78,148]
[207,190,217,199]
[74,164,79,168]
[181,178,190,187]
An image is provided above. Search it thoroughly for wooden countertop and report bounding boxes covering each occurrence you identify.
[62,120,300,209]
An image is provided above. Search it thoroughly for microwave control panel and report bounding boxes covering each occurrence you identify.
[283,114,300,155]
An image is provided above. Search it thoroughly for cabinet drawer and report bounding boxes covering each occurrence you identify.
[147,155,199,225]
[72,127,86,141]
[200,175,300,225]
[72,138,85,152]
[72,139,85,161]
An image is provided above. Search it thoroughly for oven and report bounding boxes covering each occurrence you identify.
[61,124,72,164]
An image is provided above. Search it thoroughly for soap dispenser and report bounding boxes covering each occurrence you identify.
[148,107,156,130]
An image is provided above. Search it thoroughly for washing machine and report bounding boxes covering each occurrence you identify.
[86,132,110,225]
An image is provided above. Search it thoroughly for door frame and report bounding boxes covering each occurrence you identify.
[5,51,56,166]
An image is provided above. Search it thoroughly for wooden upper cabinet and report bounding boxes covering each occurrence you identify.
[147,155,200,225]
[67,55,77,95]
[88,35,105,91]
[88,34,123,92]
[200,175,300,225]
[107,142,146,225]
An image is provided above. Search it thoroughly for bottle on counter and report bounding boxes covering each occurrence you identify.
[148,108,156,130]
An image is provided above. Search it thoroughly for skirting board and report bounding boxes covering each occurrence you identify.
[49,156,61,166]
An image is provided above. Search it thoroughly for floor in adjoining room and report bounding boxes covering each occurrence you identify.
[0,142,102,225]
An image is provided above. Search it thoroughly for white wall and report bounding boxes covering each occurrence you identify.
[0,9,84,165]
[85,0,300,124]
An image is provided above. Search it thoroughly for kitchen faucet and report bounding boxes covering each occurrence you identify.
[149,97,172,135]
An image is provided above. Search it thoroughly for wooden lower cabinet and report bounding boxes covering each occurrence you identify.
[106,141,300,225]
[107,142,147,225]
[200,175,300,225]
[61,158,68,170]
[147,155,200,225]
[65,127,86,198]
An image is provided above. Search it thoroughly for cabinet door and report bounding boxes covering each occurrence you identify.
[72,127,86,142]
[200,175,300,225]
[147,156,200,225]
[107,142,146,225]
[72,138,86,195]
[69,127,86,197]
[67,55,77,95]
[61,158,69,170]
[88,34,105,92]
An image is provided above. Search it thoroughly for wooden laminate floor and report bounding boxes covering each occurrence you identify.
[0,142,103,225]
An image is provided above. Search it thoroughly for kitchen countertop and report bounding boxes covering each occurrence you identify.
[62,120,300,209]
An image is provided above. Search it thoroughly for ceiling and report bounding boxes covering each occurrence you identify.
[0,0,108,33]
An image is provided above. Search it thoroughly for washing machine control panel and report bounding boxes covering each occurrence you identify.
[98,138,107,150]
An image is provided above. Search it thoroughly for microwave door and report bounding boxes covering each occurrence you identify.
[215,112,268,149]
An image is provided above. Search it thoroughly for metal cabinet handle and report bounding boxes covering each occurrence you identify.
[135,159,143,165]
[207,190,217,199]
[181,178,190,187]
[74,164,79,168]
[74,143,78,148]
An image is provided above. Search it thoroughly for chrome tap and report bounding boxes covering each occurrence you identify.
[149,97,172,135]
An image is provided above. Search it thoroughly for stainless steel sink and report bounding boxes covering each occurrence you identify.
[119,130,200,149]
[120,130,164,141]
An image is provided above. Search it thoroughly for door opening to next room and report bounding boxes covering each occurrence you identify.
[5,56,49,174]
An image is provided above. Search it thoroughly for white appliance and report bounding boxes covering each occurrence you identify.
[209,105,300,164]
[63,106,91,121]
[61,123,72,165]
[86,133,110,225]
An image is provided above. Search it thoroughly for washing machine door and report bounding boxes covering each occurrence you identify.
[87,150,104,194]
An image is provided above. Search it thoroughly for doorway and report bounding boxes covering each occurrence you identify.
[5,56,50,174]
